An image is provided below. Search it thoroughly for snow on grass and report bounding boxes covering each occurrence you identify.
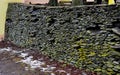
[0,47,23,55]
[67,73,71,75]
[82,72,87,75]
[12,50,22,54]
[41,66,56,72]
[18,54,56,72]
[0,47,11,52]
[19,56,45,69]
[56,70,71,75]
[51,73,55,75]
[0,47,56,72]
[19,53,28,58]
[0,47,71,74]
[51,70,70,75]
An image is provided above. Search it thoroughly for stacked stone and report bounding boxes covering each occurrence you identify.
[5,3,120,75]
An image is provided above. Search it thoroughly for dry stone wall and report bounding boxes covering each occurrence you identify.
[5,4,120,48]
[5,3,120,74]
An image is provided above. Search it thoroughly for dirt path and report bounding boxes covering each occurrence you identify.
[0,41,97,75]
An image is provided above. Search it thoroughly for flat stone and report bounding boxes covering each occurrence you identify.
[112,27,120,36]
[111,44,120,49]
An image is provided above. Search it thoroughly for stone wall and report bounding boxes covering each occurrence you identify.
[5,3,120,74]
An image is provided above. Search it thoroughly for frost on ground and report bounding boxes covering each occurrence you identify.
[19,53,29,58]
[0,47,72,75]
[0,47,11,52]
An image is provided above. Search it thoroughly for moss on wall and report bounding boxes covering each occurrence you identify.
[5,3,120,74]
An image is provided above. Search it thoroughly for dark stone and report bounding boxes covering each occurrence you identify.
[6,18,13,23]
[112,19,120,28]
[31,18,39,22]
[86,24,101,31]
[111,44,120,52]
[96,0,102,4]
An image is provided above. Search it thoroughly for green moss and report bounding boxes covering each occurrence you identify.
[71,31,120,75]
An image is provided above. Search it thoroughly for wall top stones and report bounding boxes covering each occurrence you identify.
[8,3,120,8]
[5,3,120,48]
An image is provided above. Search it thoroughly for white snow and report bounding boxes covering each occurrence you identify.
[18,54,57,72]
[51,73,55,75]
[67,73,71,75]
[0,47,22,54]
[56,70,71,75]
[12,50,22,54]
[56,70,66,73]
[19,53,28,58]
[82,72,87,75]
[0,47,58,73]
[41,67,52,72]
[19,55,56,71]
[41,66,56,72]
[0,47,11,52]
[19,56,43,69]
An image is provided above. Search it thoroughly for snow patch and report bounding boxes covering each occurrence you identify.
[18,54,56,72]
[82,72,87,75]
[0,47,57,73]
[0,47,23,54]
[41,66,56,72]
[19,55,55,71]
[51,73,55,75]
[19,53,28,58]
[56,70,71,75]
[19,56,44,69]
[0,47,11,52]
[67,73,71,75]
[56,70,66,73]
[12,50,22,54]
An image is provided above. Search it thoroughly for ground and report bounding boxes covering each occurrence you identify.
[0,41,97,75]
